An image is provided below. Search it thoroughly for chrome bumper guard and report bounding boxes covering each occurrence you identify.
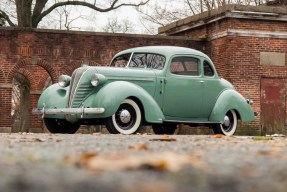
[32,106,105,118]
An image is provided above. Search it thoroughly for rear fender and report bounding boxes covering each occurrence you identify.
[209,89,255,123]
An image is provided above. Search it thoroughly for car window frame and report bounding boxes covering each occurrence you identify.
[203,60,215,78]
[168,55,202,77]
[126,52,166,70]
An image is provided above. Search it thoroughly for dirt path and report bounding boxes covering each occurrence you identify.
[0,133,286,192]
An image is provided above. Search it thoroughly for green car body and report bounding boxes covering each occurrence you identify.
[33,46,255,135]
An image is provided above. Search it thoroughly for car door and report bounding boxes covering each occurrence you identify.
[162,55,204,118]
[200,60,225,118]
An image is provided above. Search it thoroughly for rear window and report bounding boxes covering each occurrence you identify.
[170,57,199,76]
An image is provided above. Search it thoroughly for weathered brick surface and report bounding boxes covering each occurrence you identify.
[0,28,201,132]
[163,5,287,135]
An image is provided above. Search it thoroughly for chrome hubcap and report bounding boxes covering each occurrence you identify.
[119,109,131,124]
[224,116,230,127]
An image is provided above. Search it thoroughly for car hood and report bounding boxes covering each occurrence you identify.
[95,66,157,81]
[94,66,158,96]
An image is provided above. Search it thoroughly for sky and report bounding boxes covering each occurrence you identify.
[0,0,186,34]
[43,0,187,34]
[82,5,143,33]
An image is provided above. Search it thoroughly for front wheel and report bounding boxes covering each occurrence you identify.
[213,110,237,136]
[105,99,142,135]
[44,118,80,134]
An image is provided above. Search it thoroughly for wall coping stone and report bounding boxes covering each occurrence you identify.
[209,29,287,40]
[0,27,200,41]
[158,4,287,35]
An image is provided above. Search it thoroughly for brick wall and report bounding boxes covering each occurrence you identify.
[2,4,287,135]
[0,27,201,132]
[159,4,287,135]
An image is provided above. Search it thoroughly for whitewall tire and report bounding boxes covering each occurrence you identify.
[106,99,142,135]
[213,110,237,136]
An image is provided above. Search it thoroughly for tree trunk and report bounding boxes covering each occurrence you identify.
[15,0,33,27]
[11,74,30,133]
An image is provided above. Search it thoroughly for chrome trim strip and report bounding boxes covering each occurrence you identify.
[32,107,105,116]
[108,77,155,82]
[126,52,134,67]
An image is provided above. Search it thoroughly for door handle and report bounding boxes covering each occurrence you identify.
[160,78,166,94]
[200,81,204,83]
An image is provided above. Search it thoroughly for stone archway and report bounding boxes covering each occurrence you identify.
[11,73,30,133]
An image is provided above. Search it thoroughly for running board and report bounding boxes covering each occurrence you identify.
[163,120,220,124]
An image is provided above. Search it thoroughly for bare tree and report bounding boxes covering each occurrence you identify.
[138,0,271,34]
[102,17,134,33]
[52,5,85,30]
[0,17,5,26]
[0,0,150,28]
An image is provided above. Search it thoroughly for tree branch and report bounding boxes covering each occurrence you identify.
[33,0,150,27]
[32,0,48,24]
[0,10,16,26]
[185,0,196,15]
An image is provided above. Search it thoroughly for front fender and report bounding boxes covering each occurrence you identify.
[209,89,255,123]
[37,83,69,118]
[82,81,164,123]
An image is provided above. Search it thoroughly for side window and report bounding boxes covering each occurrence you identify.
[129,53,165,70]
[203,61,214,77]
[110,53,131,67]
[170,57,199,76]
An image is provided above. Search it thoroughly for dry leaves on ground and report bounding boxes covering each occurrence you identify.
[149,135,177,142]
[214,134,223,138]
[65,152,207,172]
[128,143,149,151]
[256,147,287,159]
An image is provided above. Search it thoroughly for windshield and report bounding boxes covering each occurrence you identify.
[110,52,165,70]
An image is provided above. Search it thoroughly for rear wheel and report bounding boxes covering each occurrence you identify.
[105,99,142,134]
[213,110,237,136]
[44,118,80,134]
[152,124,177,135]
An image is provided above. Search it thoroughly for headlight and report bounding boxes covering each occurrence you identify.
[91,74,106,87]
[58,75,71,87]
[246,99,253,105]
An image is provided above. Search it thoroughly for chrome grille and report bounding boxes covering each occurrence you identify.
[71,83,94,107]
[68,67,91,108]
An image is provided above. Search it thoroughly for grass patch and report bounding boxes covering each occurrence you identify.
[252,136,273,141]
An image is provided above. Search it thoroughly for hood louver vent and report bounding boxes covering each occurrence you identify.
[68,67,93,108]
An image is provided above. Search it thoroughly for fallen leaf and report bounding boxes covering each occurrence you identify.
[214,134,222,138]
[149,135,177,142]
[65,152,97,167]
[26,154,40,161]
[149,138,177,142]
[128,143,149,151]
[163,134,170,139]
[65,152,207,172]
[33,138,46,142]
[257,150,273,156]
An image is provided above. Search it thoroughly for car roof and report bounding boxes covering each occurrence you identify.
[114,46,210,59]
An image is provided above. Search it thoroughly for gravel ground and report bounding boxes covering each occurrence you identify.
[0,133,287,192]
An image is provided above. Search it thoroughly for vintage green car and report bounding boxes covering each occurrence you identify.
[33,46,255,135]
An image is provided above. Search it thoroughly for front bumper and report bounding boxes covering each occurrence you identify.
[32,106,105,118]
